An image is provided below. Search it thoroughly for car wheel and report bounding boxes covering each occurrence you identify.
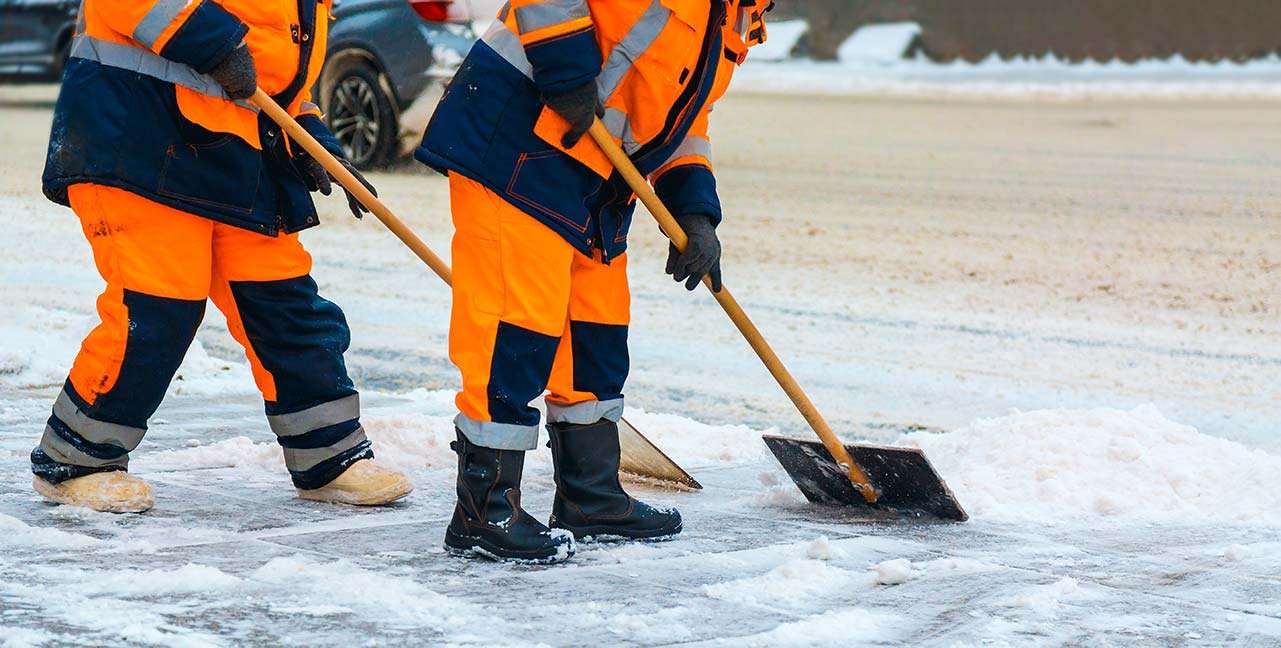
[324,64,398,168]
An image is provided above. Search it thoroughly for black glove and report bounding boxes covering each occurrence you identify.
[542,80,603,148]
[296,153,376,219]
[207,41,257,100]
[335,158,376,218]
[665,213,722,292]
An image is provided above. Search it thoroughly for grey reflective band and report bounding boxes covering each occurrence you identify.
[282,426,368,472]
[602,106,640,154]
[481,22,533,78]
[300,100,321,114]
[39,425,131,469]
[498,1,510,22]
[596,0,670,101]
[76,0,86,32]
[268,394,361,438]
[669,134,711,161]
[513,0,589,35]
[70,35,259,111]
[455,413,540,451]
[52,389,147,451]
[545,398,624,425]
[133,0,193,49]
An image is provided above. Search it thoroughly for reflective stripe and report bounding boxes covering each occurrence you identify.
[545,398,624,425]
[75,0,86,33]
[267,394,360,438]
[513,0,589,35]
[51,389,147,450]
[455,413,540,451]
[596,0,670,101]
[300,100,321,113]
[481,21,533,79]
[70,35,259,111]
[498,1,510,22]
[602,106,640,154]
[133,0,193,49]
[669,134,711,162]
[281,426,368,472]
[39,425,131,469]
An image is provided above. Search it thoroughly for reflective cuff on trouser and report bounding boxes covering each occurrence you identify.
[33,388,147,483]
[455,413,541,451]
[267,394,372,489]
[545,398,624,426]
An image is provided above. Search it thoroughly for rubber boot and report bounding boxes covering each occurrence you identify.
[444,430,575,564]
[296,459,413,506]
[548,419,682,542]
[32,472,154,513]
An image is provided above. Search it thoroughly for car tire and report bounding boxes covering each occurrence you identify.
[323,63,398,169]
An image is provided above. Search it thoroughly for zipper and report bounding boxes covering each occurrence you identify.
[632,0,726,165]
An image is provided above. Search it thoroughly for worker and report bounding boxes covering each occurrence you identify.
[417,0,772,562]
[31,0,412,512]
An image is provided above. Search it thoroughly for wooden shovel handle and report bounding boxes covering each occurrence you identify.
[587,120,879,503]
[250,89,453,286]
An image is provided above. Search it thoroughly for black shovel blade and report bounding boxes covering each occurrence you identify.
[762,435,967,521]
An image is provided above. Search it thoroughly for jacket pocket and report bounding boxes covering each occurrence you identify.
[157,137,262,214]
[506,150,599,235]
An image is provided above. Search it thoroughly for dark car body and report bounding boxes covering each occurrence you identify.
[319,0,492,166]
[0,0,77,81]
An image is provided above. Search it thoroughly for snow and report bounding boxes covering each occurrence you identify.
[872,558,914,585]
[737,20,1281,100]
[837,22,922,66]
[900,405,1281,524]
[3,85,1281,644]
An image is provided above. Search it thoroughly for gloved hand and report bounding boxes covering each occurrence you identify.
[542,80,603,148]
[665,213,722,292]
[207,41,257,100]
[296,152,377,219]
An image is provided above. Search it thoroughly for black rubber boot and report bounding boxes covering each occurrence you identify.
[548,419,683,542]
[444,430,575,564]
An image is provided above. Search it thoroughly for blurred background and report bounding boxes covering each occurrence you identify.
[777,0,1281,62]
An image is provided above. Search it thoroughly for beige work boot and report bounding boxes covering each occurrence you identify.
[296,460,413,506]
[32,472,155,513]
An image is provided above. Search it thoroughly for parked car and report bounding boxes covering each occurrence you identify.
[320,0,500,167]
[0,0,77,81]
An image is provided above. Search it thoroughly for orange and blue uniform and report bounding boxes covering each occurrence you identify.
[417,0,769,449]
[32,0,372,490]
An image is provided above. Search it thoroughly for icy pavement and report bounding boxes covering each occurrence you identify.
[2,391,1280,646]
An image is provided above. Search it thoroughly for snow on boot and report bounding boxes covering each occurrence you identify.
[548,419,682,542]
[32,472,154,513]
[444,430,575,564]
[296,459,413,506]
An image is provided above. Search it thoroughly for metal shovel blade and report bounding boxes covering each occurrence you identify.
[618,418,702,490]
[762,435,967,521]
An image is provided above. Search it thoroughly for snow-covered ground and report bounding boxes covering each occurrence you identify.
[1,76,1280,646]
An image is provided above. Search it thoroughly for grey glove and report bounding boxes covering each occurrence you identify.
[542,80,603,148]
[665,213,722,292]
[297,153,377,219]
[207,41,257,100]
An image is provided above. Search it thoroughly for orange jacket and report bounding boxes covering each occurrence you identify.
[43,0,341,235]
[418,0,770,259]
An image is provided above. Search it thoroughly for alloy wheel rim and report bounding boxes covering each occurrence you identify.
[330,75,381,165]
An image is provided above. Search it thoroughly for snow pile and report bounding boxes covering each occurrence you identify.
[999,577,1103,615]
[736,21,1281,100]
[900,405,1281,524]
[872,558,914,585]
[624,408,772,466]
[837,22,921,66]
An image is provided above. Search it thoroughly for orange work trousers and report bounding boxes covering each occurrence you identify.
[34,184,370,490]
[449,174,630,450]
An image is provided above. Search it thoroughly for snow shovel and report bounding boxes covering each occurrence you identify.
[250,89,700,491]
[586,120,966,521]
